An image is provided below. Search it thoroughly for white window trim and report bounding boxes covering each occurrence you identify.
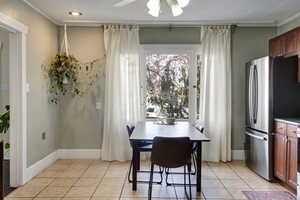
[140,44,200,122]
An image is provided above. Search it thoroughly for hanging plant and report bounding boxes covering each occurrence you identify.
[42,25,105,104]
[43,53,81,104]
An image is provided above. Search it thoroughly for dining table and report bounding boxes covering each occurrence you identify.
[129,121,210,192]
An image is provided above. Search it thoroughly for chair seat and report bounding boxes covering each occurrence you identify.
[136,144,152,152]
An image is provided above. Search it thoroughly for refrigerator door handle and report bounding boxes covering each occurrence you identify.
[248,66,254,124]
[246,132,266,141]
[253,65,258,124]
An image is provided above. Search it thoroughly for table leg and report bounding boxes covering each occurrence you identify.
[196,142,202,192]
[132,146,138,191]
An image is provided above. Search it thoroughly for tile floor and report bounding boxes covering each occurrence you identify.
[5,160,288,200]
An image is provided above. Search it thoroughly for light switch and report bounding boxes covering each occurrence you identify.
[96,102,102,110]
[26,83,30,93]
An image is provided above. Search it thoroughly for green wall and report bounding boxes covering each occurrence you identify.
[0,0,59,166]
[140,27,200,44]
[57,27,105,149]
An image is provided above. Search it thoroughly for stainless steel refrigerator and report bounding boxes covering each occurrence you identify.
[245,56,300,181]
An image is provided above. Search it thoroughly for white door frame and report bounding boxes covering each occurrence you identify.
[141,44,200,122]
[0,12,28,186]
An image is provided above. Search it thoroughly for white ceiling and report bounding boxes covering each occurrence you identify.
[24,0,300,26]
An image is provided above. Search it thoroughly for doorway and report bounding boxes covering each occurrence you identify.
[0,12,28,190]
[0,27,15,195]
[141,45,200,122]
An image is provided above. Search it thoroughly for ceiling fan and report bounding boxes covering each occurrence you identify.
[113,0,190,17]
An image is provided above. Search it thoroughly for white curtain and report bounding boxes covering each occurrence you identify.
[199,25,232,162]
[101,25,143,161]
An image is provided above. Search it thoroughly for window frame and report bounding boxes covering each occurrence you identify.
[140,44,200,122]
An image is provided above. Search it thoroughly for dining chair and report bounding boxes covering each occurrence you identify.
[127,125,163,184]
[165,125,204,186]
[148,137,193,200]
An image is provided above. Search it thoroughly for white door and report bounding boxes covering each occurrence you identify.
[141,45,199,122]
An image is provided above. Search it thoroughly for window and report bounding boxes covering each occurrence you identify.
[141,45,199,121]
[145,54,189,119]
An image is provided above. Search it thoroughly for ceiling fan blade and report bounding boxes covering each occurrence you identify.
[113,0,137,7]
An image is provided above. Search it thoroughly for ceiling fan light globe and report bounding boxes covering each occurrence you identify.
[148,8,160,17]
[172,5,183,16]
[147,0,160,10]
[177,0,190,7]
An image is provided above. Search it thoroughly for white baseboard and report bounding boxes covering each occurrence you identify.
[24,149,101,183]
[24,149,243,184]
[25,150,58,183]
[57,149,101,159]
[232,150,245,160]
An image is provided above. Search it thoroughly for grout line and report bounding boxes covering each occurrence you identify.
[118,162,129,200]
[206,162,235,200]
[88,160,111,200]
[226,162,253,190]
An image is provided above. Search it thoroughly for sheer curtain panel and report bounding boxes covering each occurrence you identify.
[101,25,143,161]
[199,25,232,162]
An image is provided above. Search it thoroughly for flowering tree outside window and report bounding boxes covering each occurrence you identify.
[146,54,189,119]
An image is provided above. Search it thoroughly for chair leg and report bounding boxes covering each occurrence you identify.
[128,156,162,184]
[148,163,154,200]
[191,154,197,175]
[128,159,133,183]
[137,152,140,170]
[159,167,163,184]
[188,164,192,200]
[184,166,188,198]
[165,168,172,186]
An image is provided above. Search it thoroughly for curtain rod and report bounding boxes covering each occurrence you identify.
[62,23,238,29]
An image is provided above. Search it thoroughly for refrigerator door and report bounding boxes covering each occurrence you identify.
[246,57,271,133]
[245,128,273,181]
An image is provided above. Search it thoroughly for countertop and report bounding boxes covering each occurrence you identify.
[274,118,300,126]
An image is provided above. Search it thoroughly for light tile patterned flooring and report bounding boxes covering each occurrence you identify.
[5,160,288,200]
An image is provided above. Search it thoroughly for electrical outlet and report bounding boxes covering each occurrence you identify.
[42,132,46,140]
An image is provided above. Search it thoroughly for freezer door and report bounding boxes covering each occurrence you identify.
[245,128,273,181]
[246,57,270,133]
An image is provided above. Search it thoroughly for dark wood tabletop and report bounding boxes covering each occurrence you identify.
[130,121,210,142]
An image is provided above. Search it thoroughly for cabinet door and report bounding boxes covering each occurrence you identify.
[286,136,297,189]
[284,30,298,55]
[296,28,300,52]
[269,37,282,56]
[274,133,287,181]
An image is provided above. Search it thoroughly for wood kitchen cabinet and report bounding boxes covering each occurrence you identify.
[286,136,297,188]
[273,121,298,190]
[269,27,300,82]
[283,30,298,55]
[269,37,283,56]
[274,133,287,181]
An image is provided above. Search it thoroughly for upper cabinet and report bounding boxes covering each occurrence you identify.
[284,29,298,55]
[269,36,283,57]
[269,27,300,82]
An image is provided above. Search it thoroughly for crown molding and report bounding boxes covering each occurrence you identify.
[277,11,300,27]
[22,0,60,25]
[62,19,277,27]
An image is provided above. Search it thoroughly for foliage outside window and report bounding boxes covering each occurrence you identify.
[146,54,189,119]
